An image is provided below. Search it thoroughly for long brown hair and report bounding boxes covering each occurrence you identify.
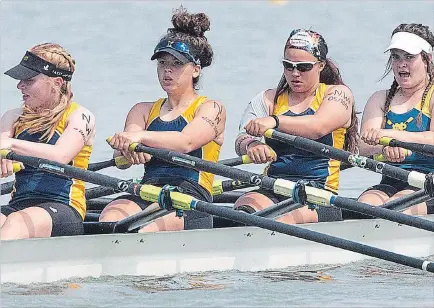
[13,43,75,141]
[273,31,359,153]
[380,24,434,128]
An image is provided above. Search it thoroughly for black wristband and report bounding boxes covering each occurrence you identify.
[271,115,279,129]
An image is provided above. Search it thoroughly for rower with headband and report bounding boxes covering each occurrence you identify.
[234,28,359,225]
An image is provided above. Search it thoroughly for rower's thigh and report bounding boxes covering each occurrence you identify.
[234,191,276,213]
[390,189,428,216]
[139,212,184,233]
[0,207,52,240]
[276,205,319,224]
[99,195,144,222]
[0,213,7,228]
[358,184,395,206]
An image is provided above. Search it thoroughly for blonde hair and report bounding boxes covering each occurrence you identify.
[13,43,75,141]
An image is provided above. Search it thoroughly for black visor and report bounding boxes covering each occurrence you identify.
[4,51,73,81]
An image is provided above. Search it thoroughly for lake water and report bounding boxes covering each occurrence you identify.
[1,1,434,307]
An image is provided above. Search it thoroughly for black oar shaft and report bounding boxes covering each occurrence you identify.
[267,130,422,186]
[1,181,13,195]
[254,198,299,218]
[193,201,434,273]
[129,144,434,233]
[333,196,434,231]
[382,190,431,211]
[3,152,128,192]
[3,150,433,272]
[88,159,116,172]
[132,144,276,189]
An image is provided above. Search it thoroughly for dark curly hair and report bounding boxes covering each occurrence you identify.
[157,7,213,89]
[381,23,434,128]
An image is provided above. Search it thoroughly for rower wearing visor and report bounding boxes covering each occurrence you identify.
[234,28,358,224]
[0,43,95,240]
[99,7,226,232]
[357,23,434,217]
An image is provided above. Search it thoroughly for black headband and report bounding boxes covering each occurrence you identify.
[4,51,73,81]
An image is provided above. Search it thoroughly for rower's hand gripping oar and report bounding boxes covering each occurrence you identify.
[379,137,434,157]
[2,149,433,273]
[106,137,434,233]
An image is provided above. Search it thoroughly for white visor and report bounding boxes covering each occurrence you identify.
[385,32,433,55]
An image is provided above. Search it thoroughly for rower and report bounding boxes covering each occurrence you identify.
[0,43,95,240]
[233,28,358,224]
[99,7,226,232]
[358,23,434,216]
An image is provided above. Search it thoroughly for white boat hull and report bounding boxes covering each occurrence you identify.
[2,215,434,284]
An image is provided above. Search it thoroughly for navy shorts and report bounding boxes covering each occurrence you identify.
[1,198,84,236]
[112,177,213,230]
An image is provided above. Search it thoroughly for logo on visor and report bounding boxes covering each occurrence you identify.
[43,65,49,71]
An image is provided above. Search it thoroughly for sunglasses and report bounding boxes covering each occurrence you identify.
[281,59,319,72]
[154,39,201,65]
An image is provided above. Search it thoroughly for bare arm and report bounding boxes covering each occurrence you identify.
[138,100,226,153]
[1,108,21,138]
[6,107,96,164]
[276,85,353,139]
[113,102,152,159]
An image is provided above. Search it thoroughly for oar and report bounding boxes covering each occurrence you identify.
[2,151,433,273]
[254,198,303,219]
[263,129,428,190]
[88,156,131,171]
[218,155,251,167]
[379,137,434,157]
[115,141,434,233]
[382,190,432,212]
[1,157,130,195]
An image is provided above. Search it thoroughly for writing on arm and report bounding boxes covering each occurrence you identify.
[326,88,352,110]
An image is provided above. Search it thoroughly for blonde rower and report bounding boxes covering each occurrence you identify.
[0,43,95,240]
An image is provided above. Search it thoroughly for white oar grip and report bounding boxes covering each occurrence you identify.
[407,171,426,189]
[273,179,334,207]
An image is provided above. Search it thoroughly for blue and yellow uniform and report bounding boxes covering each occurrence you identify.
[142,96,221,199]
[383,85,434,173]
[265,83,345,193]
[113,96,221,230]
[9,102,91,220]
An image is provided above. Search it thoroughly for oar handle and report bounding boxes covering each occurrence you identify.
[373,149,410,162]
[12,162,22,173]
[106,136,252,167]
[379,137,434,157]
[218,155,251,166]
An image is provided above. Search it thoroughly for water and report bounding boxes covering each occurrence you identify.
[1,0,434,306]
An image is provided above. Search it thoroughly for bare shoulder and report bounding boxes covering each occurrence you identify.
[197,99,226,117]
[71,105,95,123]
[128,101,154,115]
[364,90,387,111]
[1,108,22,122]
[264,88,277,105]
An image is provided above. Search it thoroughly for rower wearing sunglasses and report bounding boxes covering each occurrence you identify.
[100,8,226,232]
[234,28,358,224]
